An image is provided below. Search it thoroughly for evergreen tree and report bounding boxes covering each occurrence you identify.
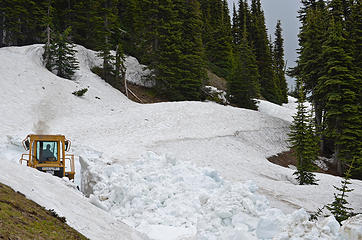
[291,1,328,152]
[318,2,360,176]
[201,0,233,77]
[235,0,252,48]
[228,20,260,110]
[95,0,119,84]
[0,0,46,46]
[326,158,356,224]
[113,43,126,92]
[349,1,361,68]
[138,0,162,64]
[273,20,288,103]
[44,27,79,80]
[288,83,318,185]
[298,0,323,23]
[250,0,280,104]
[43,0,55,71]
[71,0,103,50]
[154,0,205,100]
[231,3,239,47]
[117,0,144,58]
[176,0,206,100]
[293,0,361,178]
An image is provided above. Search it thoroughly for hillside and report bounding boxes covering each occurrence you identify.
[0,183,88,240]
[0,45,361,240]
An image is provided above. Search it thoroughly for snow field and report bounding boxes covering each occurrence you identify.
[80,151,360,240]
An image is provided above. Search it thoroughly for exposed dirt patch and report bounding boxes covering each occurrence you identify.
[124,69,228,104]
[267,149,341,177]
[0,183,88,240]
[124,82,167,104]
[206,70,227,91]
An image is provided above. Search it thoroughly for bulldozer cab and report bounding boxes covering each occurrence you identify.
[20,135,75,180]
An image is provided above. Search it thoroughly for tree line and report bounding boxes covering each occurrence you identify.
[0,0,288,107]
[289,0,361,181]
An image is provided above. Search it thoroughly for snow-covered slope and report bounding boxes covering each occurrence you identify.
[0,45,361,240]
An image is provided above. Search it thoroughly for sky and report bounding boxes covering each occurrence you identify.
[227,0,302,88]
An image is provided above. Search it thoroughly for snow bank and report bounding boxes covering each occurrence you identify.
[75,45,152,87]
[339,215,362,240]
[80,151,352,240]
[258,99,295,123]
[125,56,153,87]
[204,86,229,104]
[0,156,145,240]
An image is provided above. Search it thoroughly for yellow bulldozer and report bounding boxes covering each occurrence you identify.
[19,135,75,180]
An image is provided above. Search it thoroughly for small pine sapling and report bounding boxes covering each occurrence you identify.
[326,157,356,224]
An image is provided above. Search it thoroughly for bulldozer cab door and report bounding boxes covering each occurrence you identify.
[36,141,58,163]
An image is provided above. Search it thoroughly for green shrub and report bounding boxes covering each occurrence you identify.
[72,88,88,97]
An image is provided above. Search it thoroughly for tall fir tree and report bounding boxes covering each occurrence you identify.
[71,0,103,50]
[288,83,318,185]
[176,0,206,100]
[228,20,260,110]
[250,0,281,104]
[154,0,205,100]
[231,3,239,48]
[0,0,47,46]
[318,9,360,176]
[95,0,120,85]
[273,20,288,103]
[291,1,328,152]
[201,0,233,78]
[117,0,144,58]
[43,0,55,71]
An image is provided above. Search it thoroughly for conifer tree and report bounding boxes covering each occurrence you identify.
[233,0,253,47]
[154,0,205,100]
[43,0,55,71]
[317,1,360,176]
[291,1,328,152]
[349,1,361,68]
[0,0,46,46]
[288,83,318,185]
[45,27,79,80]
[273,20,288,103]
[113,43,126,91]
[250,0,280,104]
[202,0,233,77]
[95,0,119,84]
[138,0,161,63]
[71,0,102,50]
[231,3,240,47]
[117,0,143,58]
[293,0,361,178]
[326,158,356,224]
[228,20,260,110]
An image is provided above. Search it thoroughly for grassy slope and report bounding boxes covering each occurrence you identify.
[0,183,88,240]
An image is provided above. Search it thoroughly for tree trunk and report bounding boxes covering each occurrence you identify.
[47,0,51,46]
[0,12,4,47]
[313,99,325,153]
[103,0,110,83]
[336,145,342,175]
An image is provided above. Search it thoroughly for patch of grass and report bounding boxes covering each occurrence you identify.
[72,88,88,97]
[0,183,88,240]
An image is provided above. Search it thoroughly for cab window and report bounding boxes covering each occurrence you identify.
[37,141,58,162]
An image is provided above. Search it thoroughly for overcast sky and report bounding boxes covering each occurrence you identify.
[227,0,302,87]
